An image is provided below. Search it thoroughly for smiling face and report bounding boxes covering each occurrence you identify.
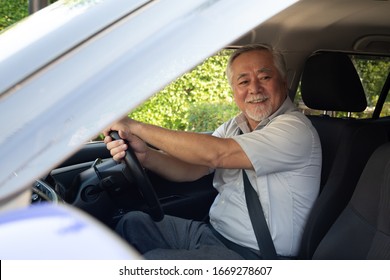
[230,49,288,130]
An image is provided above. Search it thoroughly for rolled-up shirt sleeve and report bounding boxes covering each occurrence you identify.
[233,112,316,177]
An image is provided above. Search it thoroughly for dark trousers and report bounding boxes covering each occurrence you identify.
[115,211,246,260]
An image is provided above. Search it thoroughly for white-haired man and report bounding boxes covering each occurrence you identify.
[104,44,322,259]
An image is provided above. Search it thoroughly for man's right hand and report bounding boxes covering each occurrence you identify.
[104,131,149,165]
[104,135,128,162]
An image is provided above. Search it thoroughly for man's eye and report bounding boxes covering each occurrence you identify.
[239,80,249,85]
[260,75,271,81]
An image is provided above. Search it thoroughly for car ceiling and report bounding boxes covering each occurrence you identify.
[236,0,390,52]
[231,0,390,90]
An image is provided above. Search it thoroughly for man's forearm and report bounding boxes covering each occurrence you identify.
[144,147,210,182]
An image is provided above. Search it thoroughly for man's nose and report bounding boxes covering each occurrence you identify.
[249,79,262,94]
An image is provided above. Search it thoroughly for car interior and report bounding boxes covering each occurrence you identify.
[312,142,390,259]
[297,51,390,259]
[29,0,390,259]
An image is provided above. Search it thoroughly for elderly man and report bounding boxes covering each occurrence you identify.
[104,44,322,259]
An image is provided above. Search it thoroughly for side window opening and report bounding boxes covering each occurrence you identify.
[383,91,390,118]
[129,49,238,132]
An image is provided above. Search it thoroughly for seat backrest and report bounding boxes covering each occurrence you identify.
[313,142,390,259]
[297,52,389,259]
[301,52,367,113]
[300,120,388,258]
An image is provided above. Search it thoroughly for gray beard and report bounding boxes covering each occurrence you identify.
[245,104,273,122]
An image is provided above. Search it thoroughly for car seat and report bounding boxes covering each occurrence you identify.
[298,52,389,259]
[313,142,390,259]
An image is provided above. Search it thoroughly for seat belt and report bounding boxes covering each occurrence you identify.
[243,170,277,259]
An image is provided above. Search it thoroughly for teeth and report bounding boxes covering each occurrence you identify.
[246,97,268,103]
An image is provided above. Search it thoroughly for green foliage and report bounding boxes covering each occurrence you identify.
[0,0,28,31]
[352,56,390,117]
[0,0,58,32]
[187,102,239,132]
[130,50,239,132]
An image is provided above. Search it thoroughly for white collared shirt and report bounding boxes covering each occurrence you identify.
[209,97,322,256]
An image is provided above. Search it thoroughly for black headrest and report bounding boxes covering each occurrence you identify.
[301,52,367,112]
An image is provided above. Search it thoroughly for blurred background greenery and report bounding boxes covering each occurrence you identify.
[0,0,29,30]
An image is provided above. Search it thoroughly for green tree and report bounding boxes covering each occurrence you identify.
[0,0,58,32]
[130,50,239,132]
[352,56,390,117]
[0,0,28,31]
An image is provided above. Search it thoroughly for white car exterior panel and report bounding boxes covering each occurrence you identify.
[0,0,152,94]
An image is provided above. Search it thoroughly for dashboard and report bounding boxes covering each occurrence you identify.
[31,180,62,204]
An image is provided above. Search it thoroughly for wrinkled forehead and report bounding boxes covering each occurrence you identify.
[231,50,275,77]
[236,67,272,81]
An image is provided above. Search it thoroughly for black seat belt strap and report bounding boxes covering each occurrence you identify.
[243,170,277,259]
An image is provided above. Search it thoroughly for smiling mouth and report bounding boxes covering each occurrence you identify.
[246,97,269,104]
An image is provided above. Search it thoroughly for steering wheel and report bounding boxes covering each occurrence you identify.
[110,131,164,222]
